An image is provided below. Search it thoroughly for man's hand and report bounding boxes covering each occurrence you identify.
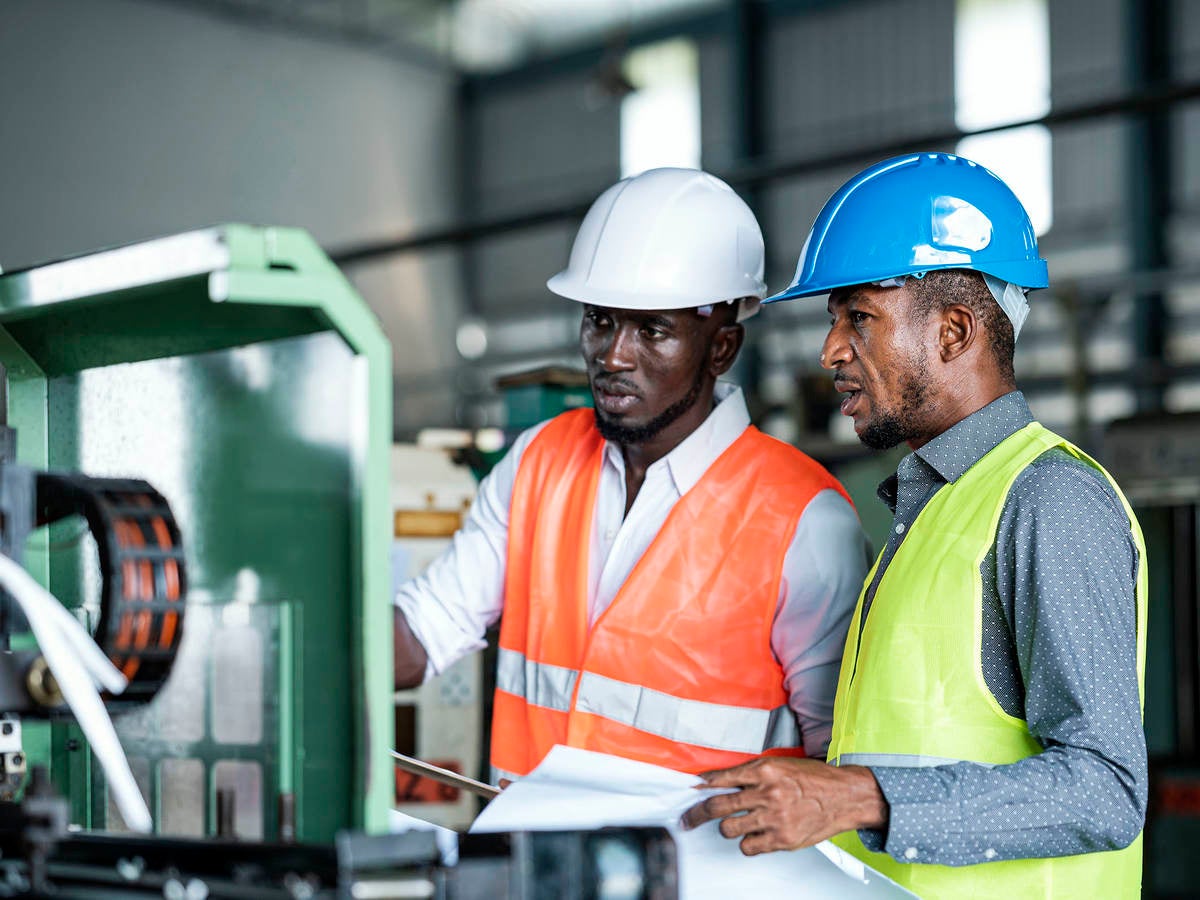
[680,757,888,856]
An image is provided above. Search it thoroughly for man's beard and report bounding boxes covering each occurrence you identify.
[858,358,931,451]
[593,368,705,445]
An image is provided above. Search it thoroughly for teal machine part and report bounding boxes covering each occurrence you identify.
[0,226,393,841]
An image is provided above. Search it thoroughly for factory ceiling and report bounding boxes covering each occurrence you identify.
[159,0,726,72]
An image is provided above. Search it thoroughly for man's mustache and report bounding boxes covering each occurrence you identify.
[591,375,640,397]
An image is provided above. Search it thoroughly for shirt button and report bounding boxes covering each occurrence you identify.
[894,523,906,535]
[984,848,997,860]
[904,847,919,860]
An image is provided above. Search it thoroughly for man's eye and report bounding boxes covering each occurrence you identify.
[641,326,665,339]
[850,311,869,326]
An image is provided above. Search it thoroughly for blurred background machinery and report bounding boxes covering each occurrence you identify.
[389,366,593,830]
[1106,413,1200,897]
[390,442,482,830]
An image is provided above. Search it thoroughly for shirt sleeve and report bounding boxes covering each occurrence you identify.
[773,488,870,758]
[865,453,1147,865]
[393,421,548,678]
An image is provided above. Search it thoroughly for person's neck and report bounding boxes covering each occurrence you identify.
[906,379,1014,451]
[619,391,717,513]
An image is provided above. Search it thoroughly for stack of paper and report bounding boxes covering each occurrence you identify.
[471,746,915,899]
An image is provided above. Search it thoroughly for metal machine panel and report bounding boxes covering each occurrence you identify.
[0,225,393,840]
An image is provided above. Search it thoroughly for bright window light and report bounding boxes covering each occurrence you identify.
[955,0,1053,236]
[620,38,700,178]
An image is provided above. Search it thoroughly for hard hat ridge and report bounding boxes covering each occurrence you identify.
[766,152,1048,305]
[548,167,767,320]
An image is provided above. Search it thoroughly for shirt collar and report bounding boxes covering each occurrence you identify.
[602,381,749,495]
[913,390,1033,484]
[876,390,1033,510]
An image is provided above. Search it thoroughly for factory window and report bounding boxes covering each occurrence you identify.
[620,38,701,178]
[955,0,1052,235]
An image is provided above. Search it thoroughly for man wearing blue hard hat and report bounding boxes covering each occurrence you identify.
[684,152,1147,899]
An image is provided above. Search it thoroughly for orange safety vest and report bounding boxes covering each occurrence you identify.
[490,408,851,780]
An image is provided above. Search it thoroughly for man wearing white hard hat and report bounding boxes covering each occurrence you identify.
[394,167,869,783]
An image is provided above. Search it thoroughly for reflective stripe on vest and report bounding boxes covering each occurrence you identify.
[497,649,801,754]
[574,671,800,755]
[834,752,984,769]
[496,648,577,713]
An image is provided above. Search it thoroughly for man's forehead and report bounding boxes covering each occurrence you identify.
[827,285,868,311]
[584,303,701,321]
[826,284,895,312]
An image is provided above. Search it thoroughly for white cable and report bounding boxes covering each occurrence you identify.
[37,590,127,694]
[0,554,152,833]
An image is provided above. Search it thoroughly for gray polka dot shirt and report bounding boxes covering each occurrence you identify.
[855,391,1147,866]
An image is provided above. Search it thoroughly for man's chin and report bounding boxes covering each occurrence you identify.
[858,417,910,451]
[595,411,652,444]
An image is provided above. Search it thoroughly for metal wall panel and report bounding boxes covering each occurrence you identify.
[1048,121,1129,245]
[473,225,577,315]
[763,0,955,161]
[1177,107,1200,218]
[1175,0,1200,79]
[1049,0,1125,106]
[699,34,735,172]
[0,0,456,266]
[1045,0,1125,253]
[473,74,621,219]
[466,70,620,399]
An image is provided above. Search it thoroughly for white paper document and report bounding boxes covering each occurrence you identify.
[471,746,916,899]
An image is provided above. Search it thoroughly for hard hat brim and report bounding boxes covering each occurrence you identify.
[548,270,765,312]
[764,258,1049,304]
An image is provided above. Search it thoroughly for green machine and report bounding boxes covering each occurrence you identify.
[0,225,393,842]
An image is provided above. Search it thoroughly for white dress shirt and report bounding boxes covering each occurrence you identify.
[395,383,869,757]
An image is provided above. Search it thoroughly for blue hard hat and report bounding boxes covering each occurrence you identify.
[766,152,1049,303]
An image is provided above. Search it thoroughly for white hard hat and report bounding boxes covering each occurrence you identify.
[547,167,766,321]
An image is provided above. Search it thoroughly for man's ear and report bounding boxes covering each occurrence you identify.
[939,304,976,363]
[709,323,744,376]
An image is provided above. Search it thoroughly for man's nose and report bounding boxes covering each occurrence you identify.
[596,326,636,371]
[820,324,850,370]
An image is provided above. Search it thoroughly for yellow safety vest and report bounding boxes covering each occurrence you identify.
[828,422,1147,900]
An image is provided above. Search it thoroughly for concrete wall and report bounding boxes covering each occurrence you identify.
[0,0,461,436]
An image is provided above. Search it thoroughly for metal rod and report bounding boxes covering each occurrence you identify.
[389,750,500,800]
[216,787,237,839]
[329,79,1200,266]
[1125,0,1172,414]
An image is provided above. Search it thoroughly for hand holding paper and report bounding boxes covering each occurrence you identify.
[682,755,888,856]
[471,746,914,899]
